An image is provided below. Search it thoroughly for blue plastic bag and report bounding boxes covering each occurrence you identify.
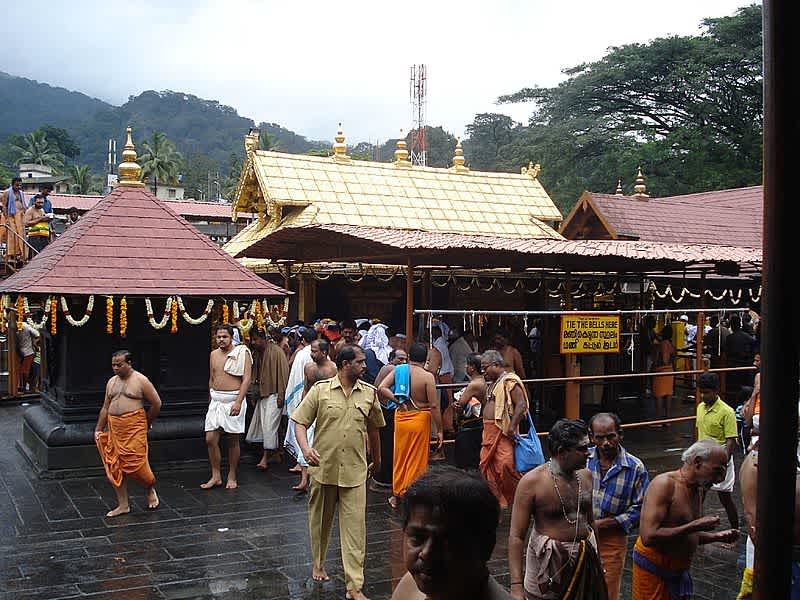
[514,412,545,473]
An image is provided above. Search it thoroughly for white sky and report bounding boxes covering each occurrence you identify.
[4,0,754,144]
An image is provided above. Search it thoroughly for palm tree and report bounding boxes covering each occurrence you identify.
[9,131,64,171]
[69,165,93,194]
[137,132,183,195]
[259,130,282,152]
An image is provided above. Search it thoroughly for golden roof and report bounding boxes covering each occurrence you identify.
[225,128,564,258]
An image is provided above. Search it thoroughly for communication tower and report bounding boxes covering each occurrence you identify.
[409,64,427,166]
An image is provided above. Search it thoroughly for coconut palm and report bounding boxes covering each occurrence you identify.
[9,131,64,171]
[69,165,93,194]
[137,132,183,194]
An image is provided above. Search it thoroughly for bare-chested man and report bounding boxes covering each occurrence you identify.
[292,339,338,493]
[632,439,738,600]
[494,329,526,378]
[371,348,409,491]
[332,319,358,363]
[379,342,444,509]
[94,350,162,517]
[452,352,486,470]
[509,419,606,600]
[202,324,252,490]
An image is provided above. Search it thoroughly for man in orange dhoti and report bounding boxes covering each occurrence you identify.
[379,342,443,507]
[479,350,528,509]
[95,350,162,517]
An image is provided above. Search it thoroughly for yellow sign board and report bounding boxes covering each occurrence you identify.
[560,315,621,354]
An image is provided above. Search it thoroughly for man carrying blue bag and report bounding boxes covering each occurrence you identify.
[588,412,650,600]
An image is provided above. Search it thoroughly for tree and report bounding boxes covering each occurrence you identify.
[222,152,243,201]
[407,126,458,168]
[463,114,517,171]
[182,153,221,201]
[7,130,64,171]
[38,125,81,160]
[68,165,94,194]
[137,131,183,195]
[258,130,282,152]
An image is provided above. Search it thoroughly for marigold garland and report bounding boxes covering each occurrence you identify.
[264,298,289,328]
[254,300,265,332]
[61,296,94,327]
[15,296,25,331]
[222,303,230,324]
[50,297,58,335]
[106,296,114,334]
[120,297,127,338]
[0,295,9,333]
[170,298,178,334]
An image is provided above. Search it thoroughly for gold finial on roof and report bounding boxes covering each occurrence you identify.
[449,138,469,173]
[521,161,541,179]
[394,130,411,168]
[117,127,145,188]
[633,166,649,197]
[245,127,260,155]
[615,179,624,195]
[332,123,350,162]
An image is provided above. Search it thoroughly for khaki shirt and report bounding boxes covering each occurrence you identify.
[292,375,385,487]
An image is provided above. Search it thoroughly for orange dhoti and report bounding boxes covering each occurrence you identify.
[95,408,156,488]
[393,408,431,497]
[632,537,692,600]
[652,365,674,398]
[597,526,628,600]
[479,421,520,509]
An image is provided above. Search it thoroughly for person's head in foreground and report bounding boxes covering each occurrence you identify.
[698,371,720,406]
[682,439,729,488]
[548,418,591,472]
[401,467,503,599]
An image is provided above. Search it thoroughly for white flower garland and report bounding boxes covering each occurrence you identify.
[25,296,52,330]
[145,297,173,329]
[264,298,289,328]
[176,296,214,325]
[61,296,94,327]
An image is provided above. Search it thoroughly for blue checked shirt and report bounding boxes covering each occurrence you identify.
[587,446,649,534]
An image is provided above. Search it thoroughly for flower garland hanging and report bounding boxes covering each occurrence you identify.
[176,296,214,325]
[232,301,240,321]
[264,297,289,328]
[0,295,9,333]
[144,297,172,329]
[170,298,178,334]
[120,297,127,338]
[106,296,114,334]
[61,296,94,327]
[15,296,25,331]
[222,302,230,324]
[24,296,52,330]
[254,299,265,332]
[50,297,58,335]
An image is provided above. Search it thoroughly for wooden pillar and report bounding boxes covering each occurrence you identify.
[405,258,414,344]
[564,272,580,419]
[755,1,799,596]
[694,273,706,411]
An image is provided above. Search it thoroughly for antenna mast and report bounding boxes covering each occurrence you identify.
[409,64,427,166]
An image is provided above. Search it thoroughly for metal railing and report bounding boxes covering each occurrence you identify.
[2,222,40,271]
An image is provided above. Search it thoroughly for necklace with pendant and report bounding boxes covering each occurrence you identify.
[548,459,581,525]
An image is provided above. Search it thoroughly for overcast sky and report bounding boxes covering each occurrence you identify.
[4,0,753,144]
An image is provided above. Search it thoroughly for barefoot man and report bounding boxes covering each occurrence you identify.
[378,341,444,509]
[508,419,607,600]
[293,344,385,600]
[294,338,338,493]
[632,439,739,600]
[94,350,162,517]
[202,324,252,490]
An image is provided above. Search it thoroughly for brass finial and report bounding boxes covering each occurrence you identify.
[449,138,469,173]
[245,128,260,155]
[117,127,145,188]
[332,123,350,162]
[521,161,541,179]
[615,179,624,195]
[633,166,649,197]
[394,130,411,168]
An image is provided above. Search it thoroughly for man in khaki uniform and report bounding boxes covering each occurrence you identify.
[293,344,385,600]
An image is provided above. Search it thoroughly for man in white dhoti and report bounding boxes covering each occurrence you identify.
[284,327,316,490]
[202,325,252,490]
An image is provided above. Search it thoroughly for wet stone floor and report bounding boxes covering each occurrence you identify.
[0,401,745,599]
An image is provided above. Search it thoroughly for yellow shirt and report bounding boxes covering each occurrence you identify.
[696,397,737,444]
[291,375,385,487]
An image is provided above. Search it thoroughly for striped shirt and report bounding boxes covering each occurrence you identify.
[588,446,650,534]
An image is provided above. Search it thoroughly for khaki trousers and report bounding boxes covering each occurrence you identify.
[308,478,366,592]
[597,526,627,600]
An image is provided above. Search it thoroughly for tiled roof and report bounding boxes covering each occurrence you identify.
[562,186,762,248]
[49,194,252,221]
[225,149,564,257]
[234,223,761,274]
[1,186,288,297]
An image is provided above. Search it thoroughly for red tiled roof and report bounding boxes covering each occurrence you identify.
[575,187,762,248]
[1,186,288,297]
[236,223,761,274]
[49,194,252,221]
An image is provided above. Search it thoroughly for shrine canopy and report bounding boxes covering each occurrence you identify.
[0,128,288,298]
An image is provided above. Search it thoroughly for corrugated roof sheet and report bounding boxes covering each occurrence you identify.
[1,186,287,297]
